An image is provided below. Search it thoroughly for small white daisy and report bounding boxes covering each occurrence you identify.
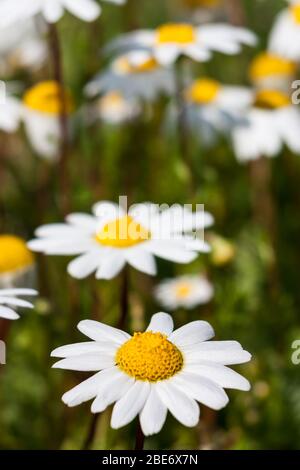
[0,0,123,26]
[28,201,213,280]
[269,0,300,61]
[106,22,256,66]
[154,275,214,310]
[0,288,37,320]
[21,81,74,160]
[0,88,22,133]
[85,51,175,101]
[88,91,141,125]
[182,77,252,146]
[232,89,300,162]
[51,312,251,436]
[249,52,296,92]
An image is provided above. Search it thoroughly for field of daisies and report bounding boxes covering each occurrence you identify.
[1,0,300,451]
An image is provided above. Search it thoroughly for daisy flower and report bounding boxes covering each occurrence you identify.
[85,51,175,101]
[0,288,37,320]
[0,0,124,26]
[0,235,35,288]
[249,52,296,92]
[232,89,300,162]
[106,22,256,66]
[88,91,141,125]
[269,0,300,61]
[0,87,22,133]
[22,81,74,160]
[154,275,214,310]
[28,201,213,280]
[178,78,252,146]
[51,312,251,436]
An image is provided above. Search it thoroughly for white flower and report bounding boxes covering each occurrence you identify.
[21,81,74,160]
[182,77,252,146]
[106,22,256,66]
[232,89,300,162]
[51,312,251,436]
[85,51,175,101]
[269,0,300,61]
[154,275,214,310]
[88,91,141,125]
[249,52,296,92]
[0,288,37,320]
[0,90,22,133]
[0,0,124,26]
[28,201,213,280]
[0,18,47,74]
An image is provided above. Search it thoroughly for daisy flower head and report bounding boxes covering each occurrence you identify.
[269,0,300,61]
[0,0,124,27]
[154,275,214,310]
[85,51,175,101]
[51,312,251,436]
[232,88,300,162]
[0,235,35,287]
[0,288,37,320]
[0,84,22,133]
[88,91,141,125]
[22,81,74,159]
[182,78,252,146]
[106,22,256,66]
[28,199,213,280]
[249,52,296,92]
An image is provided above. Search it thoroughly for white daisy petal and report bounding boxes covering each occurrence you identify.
[67,251,102,279]
[95,252,126,279]
[125,248,157,276]
[43,0,64,23]
[91,369,134,413]
[111,381,151,429]
[146,312,174,335]
[52,353,114,371]
[185,362,251,391]
[78,319,131,344]
[51,341,116,358]
[63,0,101,22]
[62,370,106,407]
[0,306,20,320]
[184,341,252,365]
[146,240,197,264]
[0,296,34,308]
[169,321,215,348]
[140,386,168,436]
[65,213,98,232]
[155,381,199,427]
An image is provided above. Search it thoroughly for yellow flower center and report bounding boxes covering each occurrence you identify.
[0,235,34,274]
[115,56,158,75]
[175,283,193,299]
[23,81,74,115]
[116,331,183,382]
[291,4,300,24]
[95,215,151,249]
[156,23,196,45]
[249,53,296,80]
[254,89,290,109]
[186,78,221,104]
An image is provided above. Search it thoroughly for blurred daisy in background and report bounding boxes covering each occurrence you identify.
[87,91,141,125]
[0,235,35,288]
[0,83,22,133]
[249,52,296,92]
[181,78,252,146]
[208,233,236,267]
[22,81,74,160]
[0,288,37,320]
[106,22,256,66]
[269,0,300,61]
[0,0,116,26]
[232,89,300,162]
[51,312,251,436]
[154,275,214,310]
[85,51,175,101]
[181,0,225,23]
[0,18,47,75]
[28,201,213,280]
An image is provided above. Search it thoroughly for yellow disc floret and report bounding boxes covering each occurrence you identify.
[175,283,193,299]
[254,89,290,109]
[156,23,196,45]
[291,4,300,24]
[95,215,151,248]
[115,56,158,75]
[0,235,34,274]
[116,331,183,382]
[23,81,74,115]
[249,52,296,81]
[186,78,221,104]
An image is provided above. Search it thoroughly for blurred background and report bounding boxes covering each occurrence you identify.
[1,0,300,450]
